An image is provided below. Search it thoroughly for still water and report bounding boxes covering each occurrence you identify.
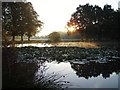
[17,46,119,88]
[15,42,99,48]
[16,43,52,47]
[36,60,118,88]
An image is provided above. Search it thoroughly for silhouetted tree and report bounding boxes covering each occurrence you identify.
[2,2,43,42]
[67,4,119,41]
[2,3,16,41]
[48,32,61,42]
[23,2,43,41]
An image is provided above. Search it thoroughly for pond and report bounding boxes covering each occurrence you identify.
[14,41,99,48]
[2,46,120,88]
[41,61,119,88]
[16,43,52,47]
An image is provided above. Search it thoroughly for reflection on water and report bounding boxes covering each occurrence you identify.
[14,42,99,48]
[41,61,119,88]
[3,47,120,88]
[70,60,120,79]
[17,47,120,88]
[16,43,52,47]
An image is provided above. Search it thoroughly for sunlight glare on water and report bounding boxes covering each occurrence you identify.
[16,43,52,47]
[15,42,99,48]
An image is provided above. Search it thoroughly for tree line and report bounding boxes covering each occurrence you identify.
[67,4,119,41]
[2,2,43,43]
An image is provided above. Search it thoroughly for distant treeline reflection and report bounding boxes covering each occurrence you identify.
[70,60,120,79]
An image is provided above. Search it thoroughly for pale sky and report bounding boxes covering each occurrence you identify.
[27,0,119,36]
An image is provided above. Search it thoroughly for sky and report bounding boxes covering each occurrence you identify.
[27,0,119,36]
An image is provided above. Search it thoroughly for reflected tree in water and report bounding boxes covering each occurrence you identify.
[2,47,70,89]
[70,60,120,79]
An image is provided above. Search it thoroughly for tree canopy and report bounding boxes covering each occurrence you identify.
[2,2,43,42]
[66,4,119,41]
[48,32,61,42]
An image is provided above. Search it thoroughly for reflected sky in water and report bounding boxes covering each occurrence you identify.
[3,47,120,88]
[41,61,118,88]
[7,46,119,88]
[16,43,52,47]
[15,42,99,48]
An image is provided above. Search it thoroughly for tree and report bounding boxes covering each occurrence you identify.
[66,3,119,41]
[48,32,61,42]
[2,2,15,41]
[66,4,97,40]
[101,5,117,40]
[22,2,43,41]
[2,2,43,42]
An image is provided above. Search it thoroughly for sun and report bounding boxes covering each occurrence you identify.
[65,19,80,34]
[67,26,76,32]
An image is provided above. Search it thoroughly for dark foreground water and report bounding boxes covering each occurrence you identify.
[2,46,120,88]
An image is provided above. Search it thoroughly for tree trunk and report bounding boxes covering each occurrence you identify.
[28,36,30,41]
[12,35,15,47]
[3,34,8,48]
[21,35,23,41]
[12,35,15,41]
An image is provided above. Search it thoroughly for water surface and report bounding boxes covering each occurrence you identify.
[3,46,120,88]
[36,61,119,88]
